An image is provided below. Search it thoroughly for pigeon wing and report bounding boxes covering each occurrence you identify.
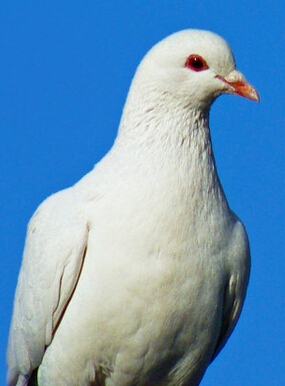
[211,219,250,362]
[7,188,89,386]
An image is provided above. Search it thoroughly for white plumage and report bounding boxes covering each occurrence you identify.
[7,29,258,386]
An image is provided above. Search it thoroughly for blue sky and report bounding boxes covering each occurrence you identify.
[1,1,284,385]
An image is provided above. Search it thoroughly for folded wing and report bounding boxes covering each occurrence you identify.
[7,188,89,386]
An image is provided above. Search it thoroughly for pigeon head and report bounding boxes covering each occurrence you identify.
[129,30,259,112]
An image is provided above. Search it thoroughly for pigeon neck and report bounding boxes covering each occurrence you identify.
[114,91,229,214]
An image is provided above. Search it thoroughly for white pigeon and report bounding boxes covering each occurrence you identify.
[7,29,259,386]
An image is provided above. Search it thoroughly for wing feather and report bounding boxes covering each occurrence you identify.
[7,188,88,386]
[211,218,250,362]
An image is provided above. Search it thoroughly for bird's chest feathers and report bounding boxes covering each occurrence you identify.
[89,130,231,268]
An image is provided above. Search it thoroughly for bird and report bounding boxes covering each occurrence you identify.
[7,29,259,386]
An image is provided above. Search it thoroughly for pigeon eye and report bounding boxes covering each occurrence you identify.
[185,55,209,71]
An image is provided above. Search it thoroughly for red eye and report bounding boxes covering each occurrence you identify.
[185,54,209,71]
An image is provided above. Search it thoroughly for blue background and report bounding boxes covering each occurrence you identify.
[1,1,284,385]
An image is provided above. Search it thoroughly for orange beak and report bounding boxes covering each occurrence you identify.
[216,70,260,102]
